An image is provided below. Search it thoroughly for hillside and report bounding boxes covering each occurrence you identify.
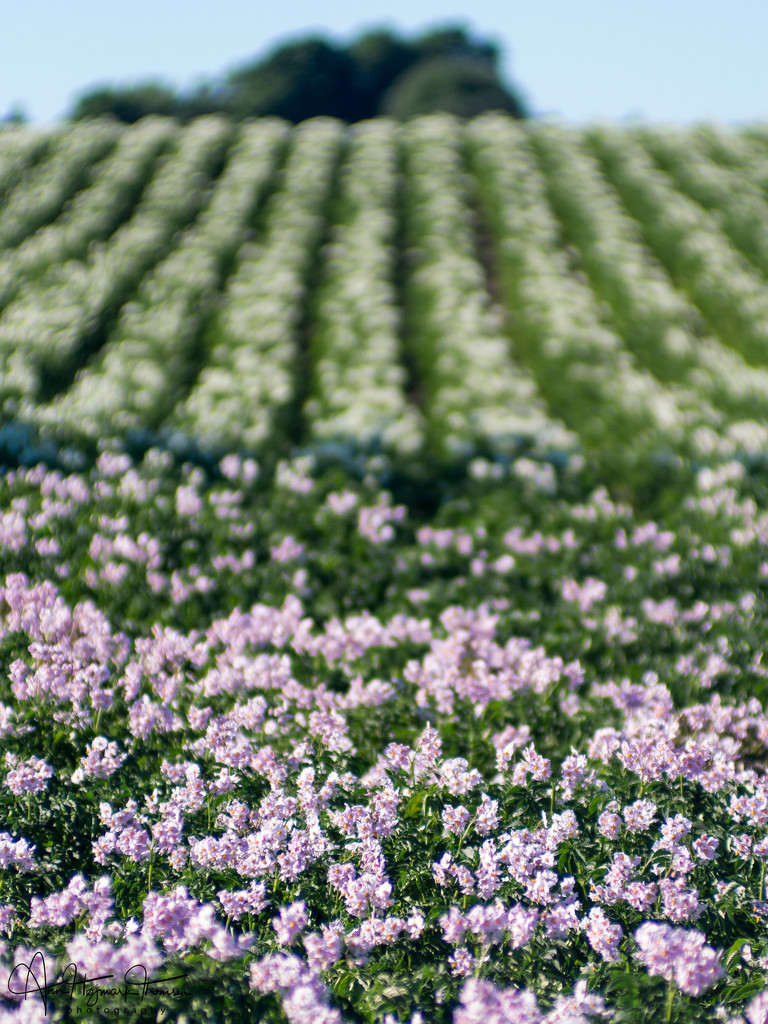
[1,114,768,482]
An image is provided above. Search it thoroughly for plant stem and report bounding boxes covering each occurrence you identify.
[456,816,476,860]
[147,852,154,896]
[474,942,489,977]
[664,981,674,1023]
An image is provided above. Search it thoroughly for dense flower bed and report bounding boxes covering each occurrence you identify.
[0,449,767,1022]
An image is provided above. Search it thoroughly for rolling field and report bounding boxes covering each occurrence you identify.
[2,114,768,1023]
[2,114,768,471]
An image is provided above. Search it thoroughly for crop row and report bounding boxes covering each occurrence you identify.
[0,116,233,410]
[27,119,288,439]
[527,122,768,452]
[304,119,424,455]
[637,126,768,280]
[466,116,722,471]
[0,121,119,250]
[587,126,768,369]
[1,116,768,471]
[171,117,343,452]
[0,124,61,205]
[401,115,576,459]
[0,117,174,313]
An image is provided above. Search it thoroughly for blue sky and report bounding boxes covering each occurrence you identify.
[2,0,765,124]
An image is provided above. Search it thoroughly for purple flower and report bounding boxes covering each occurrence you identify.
[622,799,657,832]
[634,922,724,996]
[273,902,309,946]
[583,908,623,962]
[443,805,470,835]
[746,991,768,1024]
[448,947,474,977]
[5,756,53,795]
[453,977,541,1024]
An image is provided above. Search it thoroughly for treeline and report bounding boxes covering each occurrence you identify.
[68,26,527,124]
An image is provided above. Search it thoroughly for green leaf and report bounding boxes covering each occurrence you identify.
[725,936,750,968]
[404,790,427,819]
[729,980,765,1001]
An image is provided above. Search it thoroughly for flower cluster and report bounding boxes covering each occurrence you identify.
[634,923,724,996]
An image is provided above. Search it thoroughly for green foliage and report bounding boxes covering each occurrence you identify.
[66,26,527,124]
[346,30,415,118]
[70,82,178,123]
[382,56,525,122]
[221,37,358,122]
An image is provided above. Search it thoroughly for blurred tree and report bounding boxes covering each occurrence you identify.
[381,55,526,120]
[175,83,222,120]
[66,26,528,124]
[2,105,28,125]
[412,26,499,66]
[70,83,177,122]
[220,38,357,121]
[347,30,415,120]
